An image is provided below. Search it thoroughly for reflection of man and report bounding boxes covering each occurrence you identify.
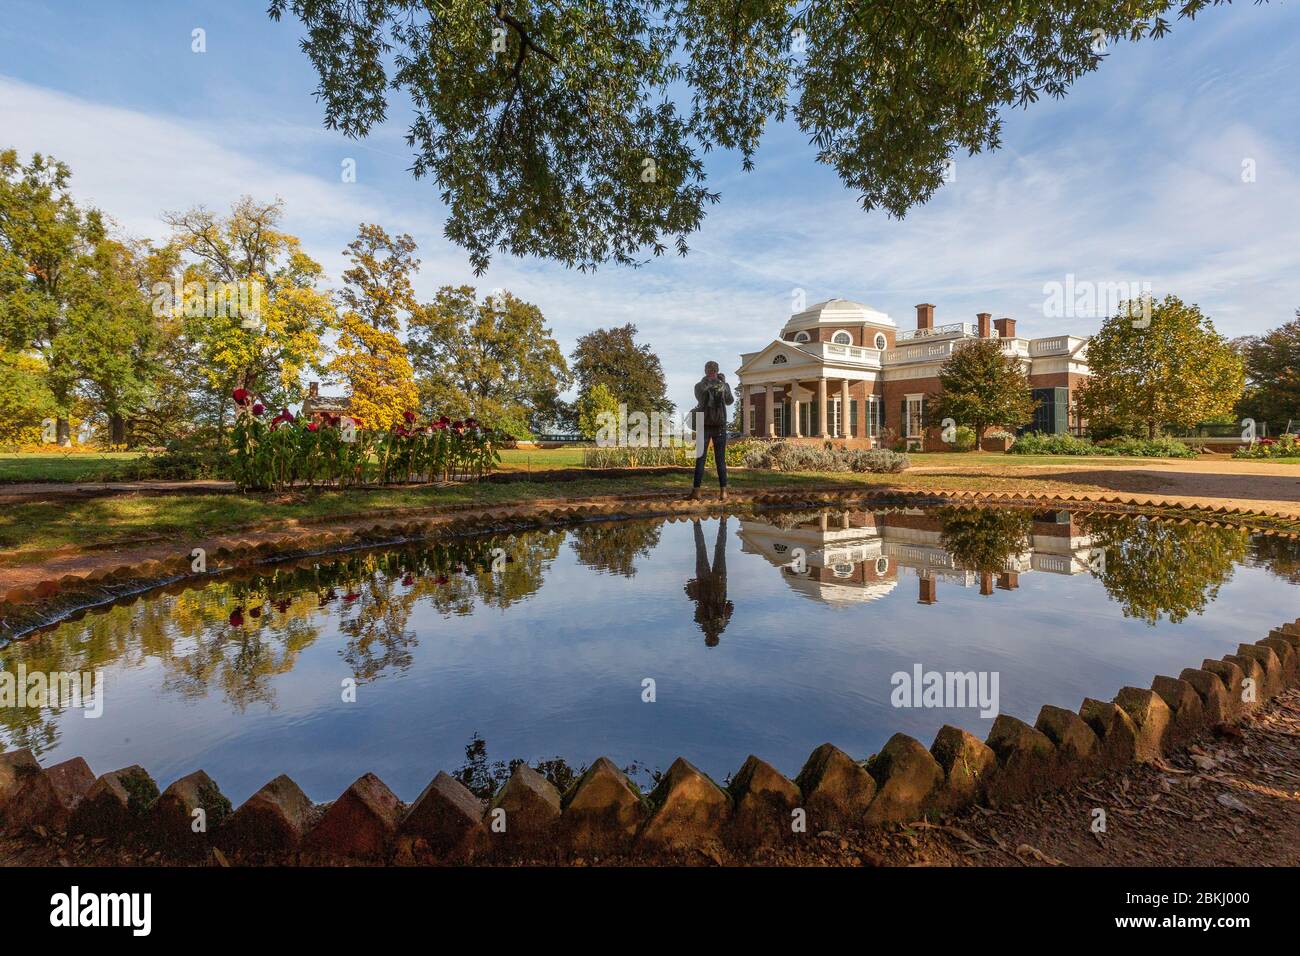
[689,361,733,500]
[684,517,734,647]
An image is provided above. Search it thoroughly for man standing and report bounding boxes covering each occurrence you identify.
[689,360,733,500]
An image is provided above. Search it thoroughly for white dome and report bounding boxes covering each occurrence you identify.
[783,298,894,333]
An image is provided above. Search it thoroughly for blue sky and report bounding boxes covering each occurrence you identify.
[2,0,1298,404]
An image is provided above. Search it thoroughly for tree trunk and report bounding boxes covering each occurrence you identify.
[110,413,127,446]
[56,416,72,448]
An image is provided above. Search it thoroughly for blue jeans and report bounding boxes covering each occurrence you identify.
[693,429,727,488]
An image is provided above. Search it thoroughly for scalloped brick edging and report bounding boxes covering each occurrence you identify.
[3,618,1298,865]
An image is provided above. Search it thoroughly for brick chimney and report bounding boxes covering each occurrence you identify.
[976,312,992,338]
[980,571,995,596]
[997,571,1020,590]
[994,317,1017,338]
[309,381,320,400]
[918,575,937,605]
[915,303,935,331]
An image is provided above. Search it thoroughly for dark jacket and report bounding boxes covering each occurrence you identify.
[693,375,734,431]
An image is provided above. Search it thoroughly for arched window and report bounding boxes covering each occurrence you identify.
[875,556,890,575]
[873,332,887,350]
[832,330,853,345]
[793,330,811,343]
[772,354,788,364]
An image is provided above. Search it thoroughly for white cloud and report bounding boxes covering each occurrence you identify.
[3,33,1297,415]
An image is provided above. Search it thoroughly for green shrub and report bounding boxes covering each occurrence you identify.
[1008,431,1195,458]
[954,425,977,452]
[1094,435,1197,458]
[741,440,910,473]
[843,448,911,473]
[112,448,226,481]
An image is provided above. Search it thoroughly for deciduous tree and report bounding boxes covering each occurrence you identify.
[408,285,569,435]
[162,196,336,423]
[928,338,1036,448]
[0,149,104,444]
[269,0,1240,271]
[328,224,421,428]
[1078,295,1244,439]
[1234,312,1300,433]
[570,323,673,419]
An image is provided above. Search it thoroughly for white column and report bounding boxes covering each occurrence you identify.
[817,378,828,437]
[791,380,801,436]
[840,379,851,438]
[765,384,776,437]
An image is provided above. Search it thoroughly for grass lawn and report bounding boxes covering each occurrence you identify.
[497,446,588,470]
[5,460,1297,558]
[0,452,142,483]
[0,465,1092,557]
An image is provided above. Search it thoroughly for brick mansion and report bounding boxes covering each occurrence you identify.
[734,299,1091,449]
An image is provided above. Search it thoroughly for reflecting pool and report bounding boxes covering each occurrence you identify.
[2,506,1296,803]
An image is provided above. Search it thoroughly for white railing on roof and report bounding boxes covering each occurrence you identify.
[897,322,1001,342]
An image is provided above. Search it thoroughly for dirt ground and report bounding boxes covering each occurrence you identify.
[907,457,1300,516]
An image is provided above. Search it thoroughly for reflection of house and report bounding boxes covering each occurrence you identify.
[301,381,351,424]
[738,509,1095,607]
[734,299,1090,448]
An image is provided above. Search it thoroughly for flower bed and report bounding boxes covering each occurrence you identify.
[229,389,501,491]
[1234,434,1299,460]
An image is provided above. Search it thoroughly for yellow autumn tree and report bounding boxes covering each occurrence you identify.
[327,224,420,428]
[161,196,336,418]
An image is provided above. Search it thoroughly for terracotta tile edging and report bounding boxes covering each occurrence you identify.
[4,618,1299,865]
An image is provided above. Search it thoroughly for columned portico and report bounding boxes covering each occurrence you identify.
[737,297,1091,449]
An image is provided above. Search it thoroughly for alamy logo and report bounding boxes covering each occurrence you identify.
[891,664,1000,718]
[0,666,104,718]
[151,279,263,326]
[1041,273,1152,325]
[49,886,151,936]
[594,404,700,449]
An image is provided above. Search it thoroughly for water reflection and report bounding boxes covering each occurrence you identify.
[736,505,1254,620]
[685,517,733,647]
[0,506,1293,781]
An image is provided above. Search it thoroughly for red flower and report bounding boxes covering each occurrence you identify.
[307,422,319,432]
[232,388,251,406]
[402,574,415,586]
[465,417,478,429]
[433,420,448,431]
[272,409,295,426]
[229,608,245,627]
[252,402,265,417]
[403,410,417,423]
[343,592,360,603]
